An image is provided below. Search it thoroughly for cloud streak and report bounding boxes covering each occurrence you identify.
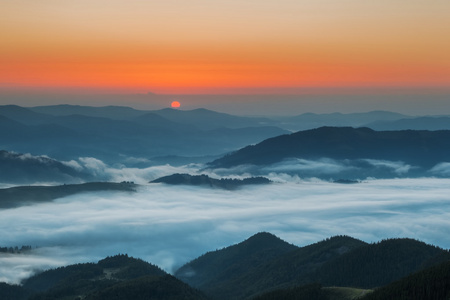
[1,178,450,284]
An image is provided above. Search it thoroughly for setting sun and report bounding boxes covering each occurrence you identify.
[171,101,181,108]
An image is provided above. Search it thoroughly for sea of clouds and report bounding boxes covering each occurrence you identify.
[1,171,450,284]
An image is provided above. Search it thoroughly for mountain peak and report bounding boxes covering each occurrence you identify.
[242,231,292,249]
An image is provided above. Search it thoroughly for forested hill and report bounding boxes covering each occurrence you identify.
[209,127,450,169]
[175,233,450,300]
[14,254,209,300]
[253,260,450,300]
[1,234,450,300]
[0,182,136,209]
[151,173,271,189]
[175,234,366,299]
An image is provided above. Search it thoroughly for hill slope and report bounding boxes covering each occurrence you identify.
[210,127,450,171]
[0,182,136,209]
[21,254,208,300]
[0,150,91,184]
[362,260,450,300]
[315,238,450,288]
[175,232,298,298]
[176,234,450,299]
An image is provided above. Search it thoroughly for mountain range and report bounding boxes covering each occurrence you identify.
[0,105,288,163]
[1,232,449,300]
[3,104,450,166]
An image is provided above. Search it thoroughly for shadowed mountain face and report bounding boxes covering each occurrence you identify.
[209,126,450,177]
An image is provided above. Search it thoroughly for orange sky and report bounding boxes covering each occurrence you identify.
[1,0,449,94]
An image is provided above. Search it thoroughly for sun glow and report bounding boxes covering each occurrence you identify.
[171,101,181,108]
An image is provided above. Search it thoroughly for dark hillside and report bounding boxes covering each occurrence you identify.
[175,232,298,297]
[85,275,209,300]
[210,127,450,170]
[225,236,366,299]
[315,238,450,288]
[0,182,136,208]
[22,254,201,300]
[362,260,450,300]
[175,235,365,299]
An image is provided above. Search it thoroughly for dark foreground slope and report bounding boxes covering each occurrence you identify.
[362,260,450,300]
[176,234,450,300]
[22,254,208,300]
[210,127,450,170]
[175,232,298,299]
[255,260,450,300]
[175,234,366,299]
[315,238,450,288]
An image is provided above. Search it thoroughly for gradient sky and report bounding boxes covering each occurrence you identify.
[1,0,449,95]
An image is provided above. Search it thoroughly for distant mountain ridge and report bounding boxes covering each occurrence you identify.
[368,116,450,131]
[3,104,450,178]
[278,110,408,131]
[0,105,289,163]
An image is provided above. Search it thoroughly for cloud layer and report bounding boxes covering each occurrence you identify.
[1,178,450,284]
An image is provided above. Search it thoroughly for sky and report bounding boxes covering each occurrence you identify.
[1,0,449,112]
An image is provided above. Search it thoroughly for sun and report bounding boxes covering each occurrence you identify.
[171,101,181,108]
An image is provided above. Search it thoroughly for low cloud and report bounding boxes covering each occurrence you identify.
[430,162,450,176]
[363,159,413,175]
[262,158,355,174]
[1,178,450,284]
[208,157,419,180]
[74,157,202,184]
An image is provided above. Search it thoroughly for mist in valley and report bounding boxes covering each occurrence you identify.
[1,160,450,285]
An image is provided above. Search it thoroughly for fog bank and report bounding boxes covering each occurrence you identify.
[1,178,449,284]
